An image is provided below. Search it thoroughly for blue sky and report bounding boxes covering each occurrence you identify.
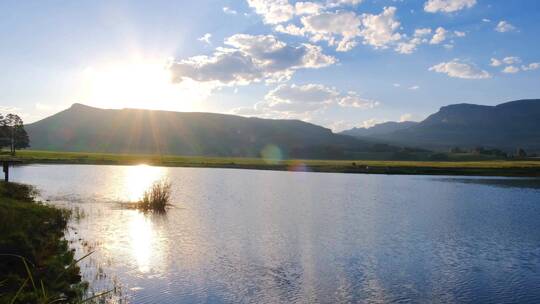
[1,0,539,131]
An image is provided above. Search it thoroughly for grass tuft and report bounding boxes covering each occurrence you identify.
[138,180,172,212]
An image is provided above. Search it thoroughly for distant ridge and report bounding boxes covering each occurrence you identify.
[340,99,540,152]
[26,103,383,159]
[341,121,418,137]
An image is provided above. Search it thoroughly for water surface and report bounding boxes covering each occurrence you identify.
[12,165,540,303]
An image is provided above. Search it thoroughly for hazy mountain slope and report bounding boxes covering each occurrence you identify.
[344,99,540,151]
[340,121,418,137]
[26,103,378,159]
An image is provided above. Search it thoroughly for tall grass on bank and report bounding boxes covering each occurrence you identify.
[0,182,86,303]
[138,180,172,212]
[0,182,113,303]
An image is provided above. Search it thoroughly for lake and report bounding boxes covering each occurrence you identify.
[11,164,540,303]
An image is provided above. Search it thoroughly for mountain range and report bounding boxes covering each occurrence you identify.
[26,103,381,159]
[25,99,540,159]
[340,99,540,153]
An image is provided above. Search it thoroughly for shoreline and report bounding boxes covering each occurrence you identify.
[0,182,87,302]
[5,150,540,177]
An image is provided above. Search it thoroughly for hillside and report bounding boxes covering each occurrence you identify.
[341,99,540,152]
[340,121,418,137]
[26,103,381,159]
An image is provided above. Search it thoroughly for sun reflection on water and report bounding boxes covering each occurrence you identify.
[121,164,166,202]
[128,212,156,273]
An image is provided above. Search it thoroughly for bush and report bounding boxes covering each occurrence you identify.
[138,180,172,212]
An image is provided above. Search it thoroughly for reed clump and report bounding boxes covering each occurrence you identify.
[138,180,172,212]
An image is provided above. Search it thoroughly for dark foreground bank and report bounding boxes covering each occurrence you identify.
[0,182,86,303]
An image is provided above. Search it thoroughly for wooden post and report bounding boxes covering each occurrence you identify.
[3,162,8,182]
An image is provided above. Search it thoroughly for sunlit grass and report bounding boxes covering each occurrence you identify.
[5,150,540,176]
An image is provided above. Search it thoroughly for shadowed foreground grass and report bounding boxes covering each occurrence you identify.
[4,150,540,177]
[0,182,88,303]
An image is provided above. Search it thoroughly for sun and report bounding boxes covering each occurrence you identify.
[79,57,212,112]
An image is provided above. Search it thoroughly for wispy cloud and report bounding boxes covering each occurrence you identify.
[429,59,491,79]
[232,83,378,120]
[222,6,238,15]
[495,20,517,33]
[424,0,476,13]
[198,33,212,44]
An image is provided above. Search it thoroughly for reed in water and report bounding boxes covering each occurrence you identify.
[138,180,172,212]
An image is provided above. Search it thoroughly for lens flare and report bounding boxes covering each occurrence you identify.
[260,144,283,164]
[288,161,310,172]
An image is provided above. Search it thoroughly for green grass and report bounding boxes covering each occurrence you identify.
[0,182,87,303]
[3,150,540,176]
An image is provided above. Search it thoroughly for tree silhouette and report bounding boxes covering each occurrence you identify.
[0,114,29,155]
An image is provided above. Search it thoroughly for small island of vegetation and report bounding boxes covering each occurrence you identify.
[137,179,172,212]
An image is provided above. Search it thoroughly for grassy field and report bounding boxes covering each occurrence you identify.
[2,150,540,176]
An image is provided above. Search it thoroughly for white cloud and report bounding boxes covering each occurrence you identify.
[359,7,402,49]
[502,66,520,74]
[325,0,363,7]
[275,23,306,36]
[295,2,323,15]
[430,27,447,44]
[495,21,516,33]
[424,0,476,13]
[233,83,378,119]
[522,63,540,71]
[393,83,401,87]
[482,18,491,22]
[360,118,383,128]
[395,40,420,54]
[262,83,337,114]
[223,6,238,15]
[338,94,379,109]
[247,0,364,25]
[408,85,420,90]
[399,113,413,122]
[288,6,402,52]
[397,26,458,54]
[225,34,335,69]
[490,56,521,68]
[429,59,491,79]
[490,58,538,73]
[263,84,378,113]
[502,56,521,65]
[300,11,362,51]
[490,58,502,67]
[247,0,294,24]
[170,34,335,87]
[395,28,430,54]
[198,33,212,44]
[415,28,432,37]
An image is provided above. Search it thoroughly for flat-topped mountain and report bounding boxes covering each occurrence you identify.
[26,103,378,159]
[341,99,540,152]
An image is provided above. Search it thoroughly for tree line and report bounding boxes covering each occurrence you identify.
[0,113,29,155]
